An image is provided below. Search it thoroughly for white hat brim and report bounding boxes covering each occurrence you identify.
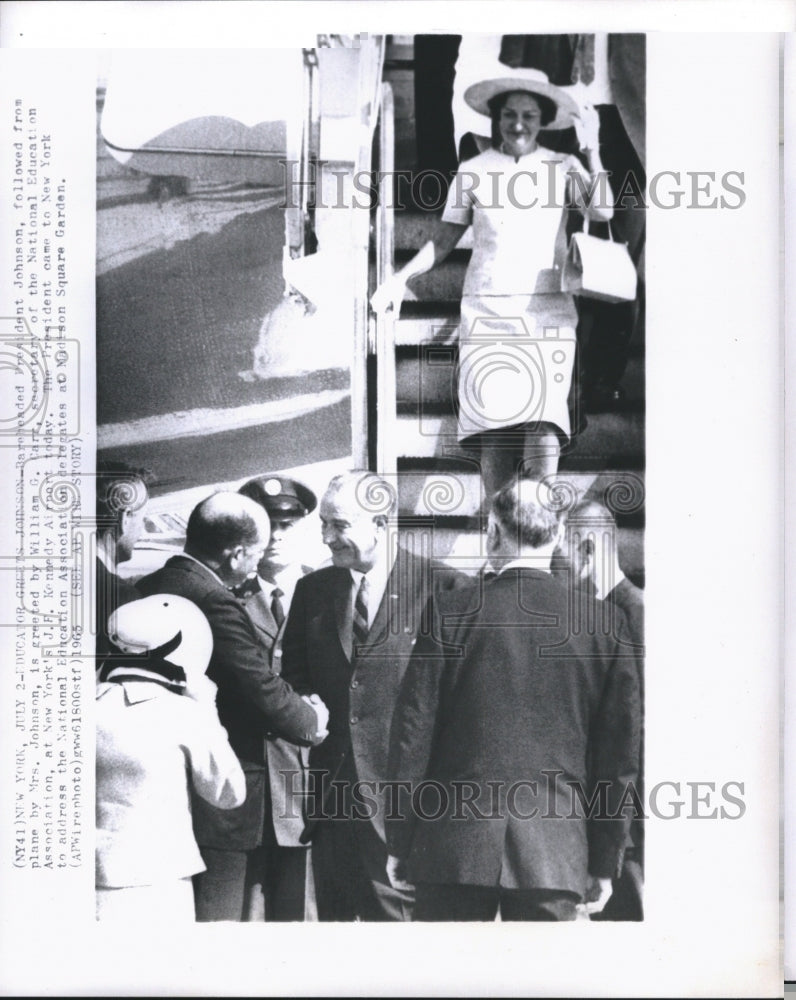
[464,77,579,130]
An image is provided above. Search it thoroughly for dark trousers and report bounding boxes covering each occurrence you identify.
[415,883,579,922]
[591,854,644,921]
[578,104,646,397]
[311,816,413,922]
[194,839,312,921]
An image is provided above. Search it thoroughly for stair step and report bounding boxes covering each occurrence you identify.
[396,469,645,525]
[394,316,459,346]
[394,411,644,469]
[392,211,474,251]
[403,260,468,301]
[369,256,467,304]
[370,258,468,303]
[398,300,461,321]
[396,344,458,407]
[394,347,645,410]
[387,68,417,171]
[397,521,645,588]
[394,247,471,266]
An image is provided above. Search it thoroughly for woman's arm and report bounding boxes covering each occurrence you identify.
[371,221,468,314]
[569,103,614,224]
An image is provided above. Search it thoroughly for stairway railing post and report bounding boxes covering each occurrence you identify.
[374,81,397,477]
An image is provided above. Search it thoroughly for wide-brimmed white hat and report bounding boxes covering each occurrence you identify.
[107,594,212,682]
[464,68,578,130]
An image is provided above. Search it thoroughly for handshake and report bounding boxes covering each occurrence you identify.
[302,693,330,741]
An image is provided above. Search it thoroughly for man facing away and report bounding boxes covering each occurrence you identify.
[137,491,329,921]
[556,496,645,920]
[280,470,466,921]
[386,479,641,921]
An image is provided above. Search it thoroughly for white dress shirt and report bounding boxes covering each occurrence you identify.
[348,549,397,630]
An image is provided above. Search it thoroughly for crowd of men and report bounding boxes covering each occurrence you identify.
[95,462,643,923]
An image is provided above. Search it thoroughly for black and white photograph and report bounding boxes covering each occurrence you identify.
[0,3,786,996]
[93,31,647,928]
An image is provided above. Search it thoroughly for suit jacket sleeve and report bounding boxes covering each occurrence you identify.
[181,698,247,810]
[204,586,321,746]
[586,640,642,878]
[385,595,449,860]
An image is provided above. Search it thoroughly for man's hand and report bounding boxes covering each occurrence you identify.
[386,854,414,893]
[303,693,329,740]
[578,874,613,917]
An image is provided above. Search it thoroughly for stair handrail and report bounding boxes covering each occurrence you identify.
[374,81,398,477]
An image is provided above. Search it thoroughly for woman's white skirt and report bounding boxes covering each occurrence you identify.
[456,292,578,444]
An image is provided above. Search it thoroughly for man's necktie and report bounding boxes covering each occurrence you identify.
[271,587,286,629]
[353,575,369,653]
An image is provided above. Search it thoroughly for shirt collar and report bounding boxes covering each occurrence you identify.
[498,557,553,575]
[260,565,303,593]
[599,569,627,601]
[96,546,116,573]
[349,545,396,591]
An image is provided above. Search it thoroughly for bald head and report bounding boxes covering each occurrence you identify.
[185,492,270,585]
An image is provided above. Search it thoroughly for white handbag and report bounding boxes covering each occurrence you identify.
[561,218,638,304]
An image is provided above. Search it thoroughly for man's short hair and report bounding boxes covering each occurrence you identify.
[185,493,262,560]
[95,460,151,530]
[491,479,563,549]
[324,470,398,521]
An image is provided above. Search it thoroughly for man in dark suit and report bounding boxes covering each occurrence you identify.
[280,470,465,921]
[386,479,641,921]
[137,491,329,921]
[557,497,644,921]
[95,461,150,659]
[234,473,319,921]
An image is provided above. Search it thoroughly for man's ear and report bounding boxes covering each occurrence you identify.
[226,544,245,567]
[580,536,596,563]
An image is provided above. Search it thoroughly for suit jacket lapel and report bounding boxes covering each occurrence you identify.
[367,546,421,647]
[333,569,354,662]
[244,590,280,643]
[367,554,398,647]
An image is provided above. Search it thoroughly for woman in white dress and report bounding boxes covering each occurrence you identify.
[95,594,245,922]
[372,68,614,498]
